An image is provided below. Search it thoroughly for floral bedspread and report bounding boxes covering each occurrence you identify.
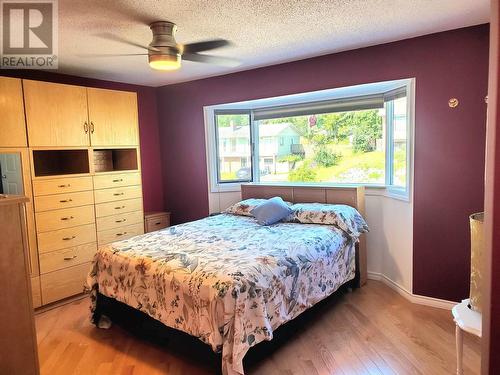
[86,213,357,375]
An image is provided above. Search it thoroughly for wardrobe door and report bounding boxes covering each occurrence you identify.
[0,77,27,147]
[24,80,90,147]
[87,88,139,146]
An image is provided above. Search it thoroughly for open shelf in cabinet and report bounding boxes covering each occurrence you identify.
[93,148,138,173]
[32,149,90,177]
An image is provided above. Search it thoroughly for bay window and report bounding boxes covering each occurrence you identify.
[206,79,413,199]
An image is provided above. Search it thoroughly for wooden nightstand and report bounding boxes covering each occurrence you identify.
[144,211,171,233]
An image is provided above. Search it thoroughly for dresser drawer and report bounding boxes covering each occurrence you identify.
[95,198,143,218]
[97,222,144,246]
[40,262,90,304]
[34,190,94,212]
[33,176,93,196]
[96,210,143,231]
[39,243,97,274]
[93,172,141,189]
[145,213,170,233]
[35,205,95,233]
[94,185,142,204]
[37,223,97,253]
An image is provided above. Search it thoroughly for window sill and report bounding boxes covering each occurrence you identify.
[211,182,410,202]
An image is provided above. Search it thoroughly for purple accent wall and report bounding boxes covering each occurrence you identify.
[157,25,489,302]
[0,70,164,213]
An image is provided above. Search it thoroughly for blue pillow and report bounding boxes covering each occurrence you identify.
[250,197,293,225]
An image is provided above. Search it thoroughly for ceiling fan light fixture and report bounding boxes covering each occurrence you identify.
[148,53,181,71]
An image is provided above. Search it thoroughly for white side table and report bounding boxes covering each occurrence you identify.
[452,299,482,375]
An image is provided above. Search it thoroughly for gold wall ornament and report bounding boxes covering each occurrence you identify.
[448,98,459,108]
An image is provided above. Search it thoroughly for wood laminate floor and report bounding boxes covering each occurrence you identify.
[35,281,481,375]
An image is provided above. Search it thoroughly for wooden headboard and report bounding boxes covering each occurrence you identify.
[241,183,367,287]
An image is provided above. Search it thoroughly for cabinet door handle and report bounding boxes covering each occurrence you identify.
[90,121,95,134]
[63,255,77,260]
[58,184,71,188]
[114,206,125,210]
[62,236,76,241]
[84,122,89,133]
[113,192,124,196]
[116,232,127,236]
[115,219,126,223]
[112,179,123,183]
[59,199,73,203]
[60,216,74,221]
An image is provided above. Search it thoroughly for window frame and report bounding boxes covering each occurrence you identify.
[213,109,253,185]
[204,79,414,200]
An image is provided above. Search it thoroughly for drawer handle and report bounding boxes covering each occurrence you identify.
[63,255,77,261]
[60,216,74,221]
[115,219,126,223]
[155,222,161,225]
[62,236,76,241]
[59,199,73,203]
[58,184,71,188]
[116,232,127,236]
[114,206,125,210]
[112,179,123,182]
[113,193,124,196]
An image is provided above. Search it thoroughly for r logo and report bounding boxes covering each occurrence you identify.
[0,0,58,68]
[2,2,52,54]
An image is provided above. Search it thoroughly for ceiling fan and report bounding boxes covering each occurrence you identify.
[90,21,240,71]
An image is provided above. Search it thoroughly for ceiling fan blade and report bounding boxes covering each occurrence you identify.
[183,39,230,53]
[94,32,159,52]
[183,52,240,67]
[78,53,150,58]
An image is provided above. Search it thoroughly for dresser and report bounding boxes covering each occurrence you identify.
[94,172,144,246]
[1,77,145,307]
[34,176,97,304]
[0,195,40,374]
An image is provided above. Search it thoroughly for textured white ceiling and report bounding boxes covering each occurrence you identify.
[58,0,489,87]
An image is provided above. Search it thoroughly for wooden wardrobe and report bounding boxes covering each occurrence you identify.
[0,77,144,307]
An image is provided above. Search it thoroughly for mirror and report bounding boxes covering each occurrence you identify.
[0,153,23,195]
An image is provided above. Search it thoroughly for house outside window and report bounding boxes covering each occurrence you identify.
[206,79,413,199]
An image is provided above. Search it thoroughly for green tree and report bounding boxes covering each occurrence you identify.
[313,146,342,167]
[278,153,304,169]
[288,161,318,182]
[348,110,383,152]
[216,114,249,127]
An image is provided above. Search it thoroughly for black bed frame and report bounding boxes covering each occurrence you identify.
[92,277,358,374]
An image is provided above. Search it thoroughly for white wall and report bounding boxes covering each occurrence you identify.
[209,188,413,293]
[365,191,413,293]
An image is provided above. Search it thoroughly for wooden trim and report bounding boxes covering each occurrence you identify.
[34,293,87,314]
[483,1,500,372]
[240,183,367,286]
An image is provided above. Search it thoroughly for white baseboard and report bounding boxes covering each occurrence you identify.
[367,272,456,310]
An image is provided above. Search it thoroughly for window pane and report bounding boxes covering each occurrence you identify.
[392,97,407,188]
[257,108,385,184]
[216,113,252,182]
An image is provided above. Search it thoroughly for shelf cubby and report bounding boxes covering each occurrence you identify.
[93,148,138,173]
[32,149,90,177]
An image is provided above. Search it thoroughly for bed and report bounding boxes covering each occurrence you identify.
[87,184,367,375]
